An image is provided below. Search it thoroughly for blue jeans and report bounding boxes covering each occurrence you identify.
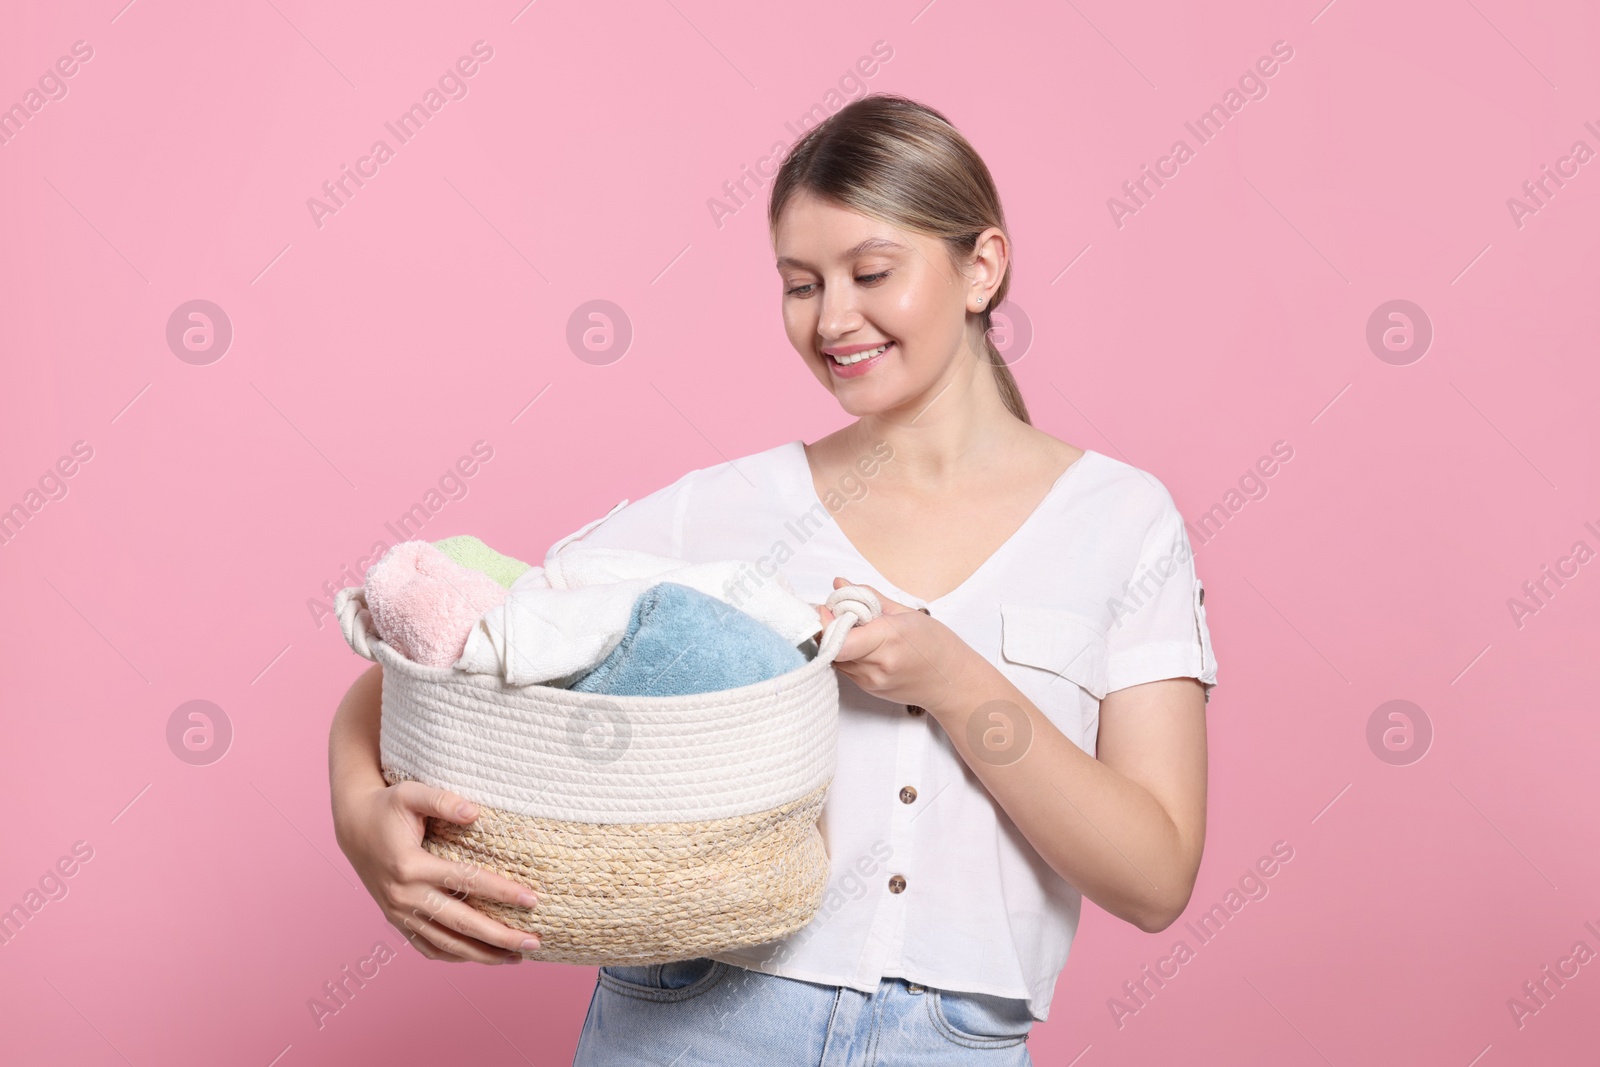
[573,958,1035,1065]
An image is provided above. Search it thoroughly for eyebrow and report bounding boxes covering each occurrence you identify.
[776,236,909,270]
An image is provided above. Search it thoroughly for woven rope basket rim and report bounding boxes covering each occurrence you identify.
[340,583,877,712]
[367,633,839,710]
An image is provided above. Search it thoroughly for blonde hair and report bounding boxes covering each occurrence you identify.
[768,93,1029,424]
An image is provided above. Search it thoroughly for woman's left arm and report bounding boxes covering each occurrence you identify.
[822,582,1207,934]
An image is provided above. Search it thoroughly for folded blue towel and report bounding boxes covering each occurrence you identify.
[571,582,807,697]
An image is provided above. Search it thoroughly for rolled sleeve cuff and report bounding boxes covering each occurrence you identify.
[1106,640,1218,699]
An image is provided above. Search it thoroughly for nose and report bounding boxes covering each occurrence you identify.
[817,280,862,345]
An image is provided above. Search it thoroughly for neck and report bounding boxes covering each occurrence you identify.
[846,332,1025,488]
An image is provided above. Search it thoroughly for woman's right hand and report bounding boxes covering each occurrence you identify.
[334,778,543,964]
[329,663,541,964]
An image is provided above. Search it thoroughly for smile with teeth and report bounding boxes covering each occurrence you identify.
[829,342,892,365]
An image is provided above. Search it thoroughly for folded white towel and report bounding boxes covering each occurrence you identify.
[455,544,822,687]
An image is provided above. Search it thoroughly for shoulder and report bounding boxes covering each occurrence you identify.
[1077,451,1186,537]
[683,439,799,503]
[1019,427,1172,521]
[575,440,797,556]
[621,440,797,509]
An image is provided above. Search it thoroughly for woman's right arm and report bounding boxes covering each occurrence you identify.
[329,663,541,964]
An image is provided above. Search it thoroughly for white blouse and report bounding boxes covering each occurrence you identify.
[566,439,1218,1021]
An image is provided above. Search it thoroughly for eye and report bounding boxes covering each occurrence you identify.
[784,270,889,297]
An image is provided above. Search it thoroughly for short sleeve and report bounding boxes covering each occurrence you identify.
[1103,491,1218,701]
[552,468,698,559]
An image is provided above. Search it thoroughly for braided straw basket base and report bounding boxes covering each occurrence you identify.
[384,768,832,966]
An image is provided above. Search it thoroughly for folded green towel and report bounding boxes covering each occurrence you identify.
[432,535,532,590]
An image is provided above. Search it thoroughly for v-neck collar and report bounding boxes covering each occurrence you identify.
[787,439,1097,609]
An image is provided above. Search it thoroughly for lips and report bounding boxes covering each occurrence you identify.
[826,341,891,366]
[825,340,892,378]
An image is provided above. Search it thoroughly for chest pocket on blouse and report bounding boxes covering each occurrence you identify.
[999,604,1109,751]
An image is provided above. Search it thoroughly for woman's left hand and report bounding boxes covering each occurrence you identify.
[814,576,970,709]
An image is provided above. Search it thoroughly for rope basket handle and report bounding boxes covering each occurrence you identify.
[335,586,379,661]
[813,584,882,666]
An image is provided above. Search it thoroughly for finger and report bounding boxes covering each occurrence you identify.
[400,865,540,953]
[393,780,482,824]
[420,783,482,824]
[400,909,525,964]
[838,611,904,665]
[390,917,467,962]
[833,623,883,665]
[426,893,542,954]
[429,855,541,908]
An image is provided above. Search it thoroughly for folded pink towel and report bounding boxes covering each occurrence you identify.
[364,541,508,666]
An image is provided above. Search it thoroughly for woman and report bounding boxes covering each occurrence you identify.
[330,94,1217,1064]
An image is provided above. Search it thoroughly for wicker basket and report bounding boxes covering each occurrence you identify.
[334,581,881,966]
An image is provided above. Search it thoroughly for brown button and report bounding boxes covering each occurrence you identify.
[906,705,924,716]
[907,983,926,994]
[888,874,907,893]
[899,786,917,804]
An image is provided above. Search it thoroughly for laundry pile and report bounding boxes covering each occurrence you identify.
[353,532,821,697]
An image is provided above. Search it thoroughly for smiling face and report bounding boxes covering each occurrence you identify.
[773,190,998,418]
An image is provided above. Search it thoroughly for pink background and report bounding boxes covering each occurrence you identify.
[3,0,1597,1063]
